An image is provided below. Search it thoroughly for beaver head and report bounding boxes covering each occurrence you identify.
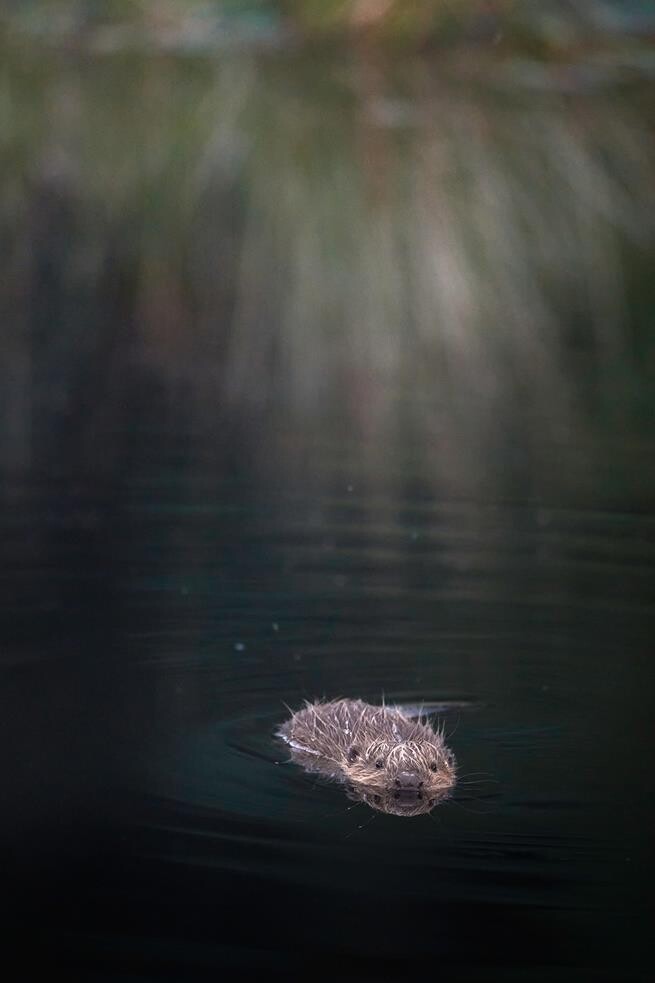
[342,737,456,815]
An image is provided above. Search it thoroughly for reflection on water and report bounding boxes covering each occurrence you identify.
[1,20,654,983]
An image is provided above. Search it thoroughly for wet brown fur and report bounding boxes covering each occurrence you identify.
[277,698,456,816]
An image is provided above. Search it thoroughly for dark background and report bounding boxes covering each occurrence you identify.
[1,4,654,980]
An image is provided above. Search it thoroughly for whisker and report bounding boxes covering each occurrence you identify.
[449,797,497,816]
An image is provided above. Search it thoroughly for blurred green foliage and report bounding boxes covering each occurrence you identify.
[0,3,653,496]
[1,28,653,487]
[1,1,653,51]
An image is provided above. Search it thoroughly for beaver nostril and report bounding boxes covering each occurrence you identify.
[418,781,424,788]
[396,771,420,790]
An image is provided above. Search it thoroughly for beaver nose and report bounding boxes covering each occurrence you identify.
[395,772,422,790]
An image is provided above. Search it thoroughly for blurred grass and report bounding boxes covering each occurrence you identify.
[0,4,654,504]
[1,1,654,52]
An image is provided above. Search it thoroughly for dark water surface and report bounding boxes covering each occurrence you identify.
[1,32,655,983]
[3,461,654,981]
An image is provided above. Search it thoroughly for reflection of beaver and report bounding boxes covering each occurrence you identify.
[277,698,456,817]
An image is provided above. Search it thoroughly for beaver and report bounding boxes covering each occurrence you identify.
[276,698,456,817]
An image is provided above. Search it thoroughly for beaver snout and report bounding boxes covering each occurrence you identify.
[393,771,424,801]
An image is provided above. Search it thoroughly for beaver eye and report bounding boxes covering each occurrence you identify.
[375,758,384,769]
[348,747,359,762]
[430,762,438,772]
